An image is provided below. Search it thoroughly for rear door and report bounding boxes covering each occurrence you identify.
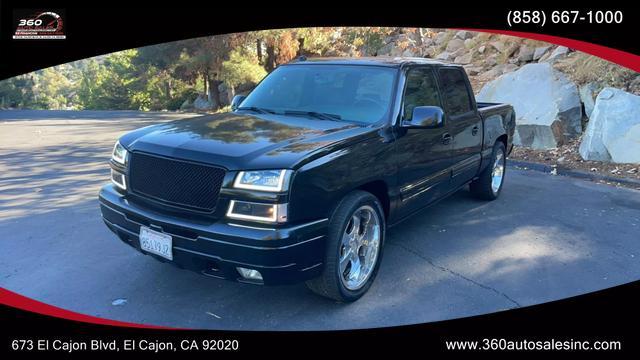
[395,66,454,217]
[437,67,483,188]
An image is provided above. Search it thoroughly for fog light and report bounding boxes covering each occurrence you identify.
[227,200,287,223]
[111,169,127,190]
[237,267,263,281]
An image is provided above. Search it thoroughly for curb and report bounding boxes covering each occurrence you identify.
[507,159,640,188]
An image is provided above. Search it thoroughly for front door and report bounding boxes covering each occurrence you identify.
[395,66,453,218]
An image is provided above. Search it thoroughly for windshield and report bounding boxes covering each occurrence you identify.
[240,64,397,124]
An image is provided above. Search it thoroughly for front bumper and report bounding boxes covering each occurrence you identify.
[99,184,327,285]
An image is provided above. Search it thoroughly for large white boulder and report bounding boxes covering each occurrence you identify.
[477,63,582,149]
[579,88,640,164]
[193,95,215,110]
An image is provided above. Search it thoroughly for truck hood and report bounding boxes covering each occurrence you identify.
[119,112,376,170]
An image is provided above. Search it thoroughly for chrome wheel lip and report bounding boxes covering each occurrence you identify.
[491,148,505,194]
[339,205,381,291]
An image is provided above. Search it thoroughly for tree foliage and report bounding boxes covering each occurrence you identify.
[221,49,267,89]
[77,50,138,110]
[0,27,412,111]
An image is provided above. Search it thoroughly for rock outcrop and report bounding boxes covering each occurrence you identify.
[579,88,640,163]
[193,95,215,110]
[445,38,465,53]
[516,46,534,63]
[579,83,598,120]
[477,63,582,149]
[360,28,637,162]
[533,46,551,61]
[542,46,570,62]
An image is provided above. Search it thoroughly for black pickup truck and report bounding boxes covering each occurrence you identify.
[99,57,515,302]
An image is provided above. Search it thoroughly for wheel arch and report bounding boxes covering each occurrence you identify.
[496,133,508,148]
[356,180,390,220]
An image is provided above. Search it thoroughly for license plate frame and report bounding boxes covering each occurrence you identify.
[139,226,173,261]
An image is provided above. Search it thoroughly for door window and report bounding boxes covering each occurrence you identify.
[438,68,472,116]
[402,68,441,121]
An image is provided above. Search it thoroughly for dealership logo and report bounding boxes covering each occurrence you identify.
[13,10,66,40]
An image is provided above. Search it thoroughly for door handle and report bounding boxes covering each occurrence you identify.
[472,126,479,136]
[442,133,452,145]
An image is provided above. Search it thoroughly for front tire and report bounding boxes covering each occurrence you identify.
[470,141,506,200]
[306,191,385,302]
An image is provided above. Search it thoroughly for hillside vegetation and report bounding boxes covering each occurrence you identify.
[1,27,637,112]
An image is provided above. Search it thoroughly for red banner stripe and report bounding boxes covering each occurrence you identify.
[0,287,173,329]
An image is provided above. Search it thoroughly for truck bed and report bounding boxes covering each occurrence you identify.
[476,101,512,115]
[476,101,516,155]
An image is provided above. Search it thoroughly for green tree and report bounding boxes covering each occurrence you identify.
[0,75,37,108]
[172,36,229,108]
[78,50,141,110]
[134,42,185,105]
[220,49,267,101]
[32,67,77,109]
[77,59,105,109]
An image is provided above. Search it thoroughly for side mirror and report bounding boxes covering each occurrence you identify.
[402,106,445,128]
[231,95,247,111]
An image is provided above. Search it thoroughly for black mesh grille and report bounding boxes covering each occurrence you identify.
[129,152,226,212]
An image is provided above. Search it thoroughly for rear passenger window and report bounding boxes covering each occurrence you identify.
[402,68,441,121]
[438,69,472,116]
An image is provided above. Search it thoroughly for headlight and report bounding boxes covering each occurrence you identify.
[112,141,128,165]
[233,170,290,192]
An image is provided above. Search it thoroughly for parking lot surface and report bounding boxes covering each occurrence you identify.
[1,110,639,330]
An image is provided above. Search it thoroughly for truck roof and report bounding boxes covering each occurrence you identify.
[285,56,462,68]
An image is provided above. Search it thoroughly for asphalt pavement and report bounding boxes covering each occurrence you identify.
[1,110,639,330]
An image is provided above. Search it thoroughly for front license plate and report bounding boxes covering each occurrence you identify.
[139,226,173,260]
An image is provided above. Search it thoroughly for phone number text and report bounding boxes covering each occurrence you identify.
[507,10,623,27]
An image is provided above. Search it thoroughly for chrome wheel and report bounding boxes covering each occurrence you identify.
[491,148,505,194]
[339,205,381,291]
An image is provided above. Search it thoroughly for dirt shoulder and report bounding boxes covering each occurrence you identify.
[508,139,640,190]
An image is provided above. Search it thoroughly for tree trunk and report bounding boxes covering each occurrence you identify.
[203,72,208,96]
[417,28,425,46]
[297,37,305,56]
[265,44,276,72]
[208,76,222,109]
[165,78,172,99]
[256,38,263,65]
[227,85,235,104]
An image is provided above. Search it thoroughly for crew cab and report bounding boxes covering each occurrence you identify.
[99,57,515,302]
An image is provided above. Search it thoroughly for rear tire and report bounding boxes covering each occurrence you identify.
[470,142,506,200]
[306,190,385,302]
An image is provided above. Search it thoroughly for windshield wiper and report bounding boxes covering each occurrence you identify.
[237,106,277,114]
[283,110,342,121]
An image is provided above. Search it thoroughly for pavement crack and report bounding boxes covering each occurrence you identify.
[388,241,522,308]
